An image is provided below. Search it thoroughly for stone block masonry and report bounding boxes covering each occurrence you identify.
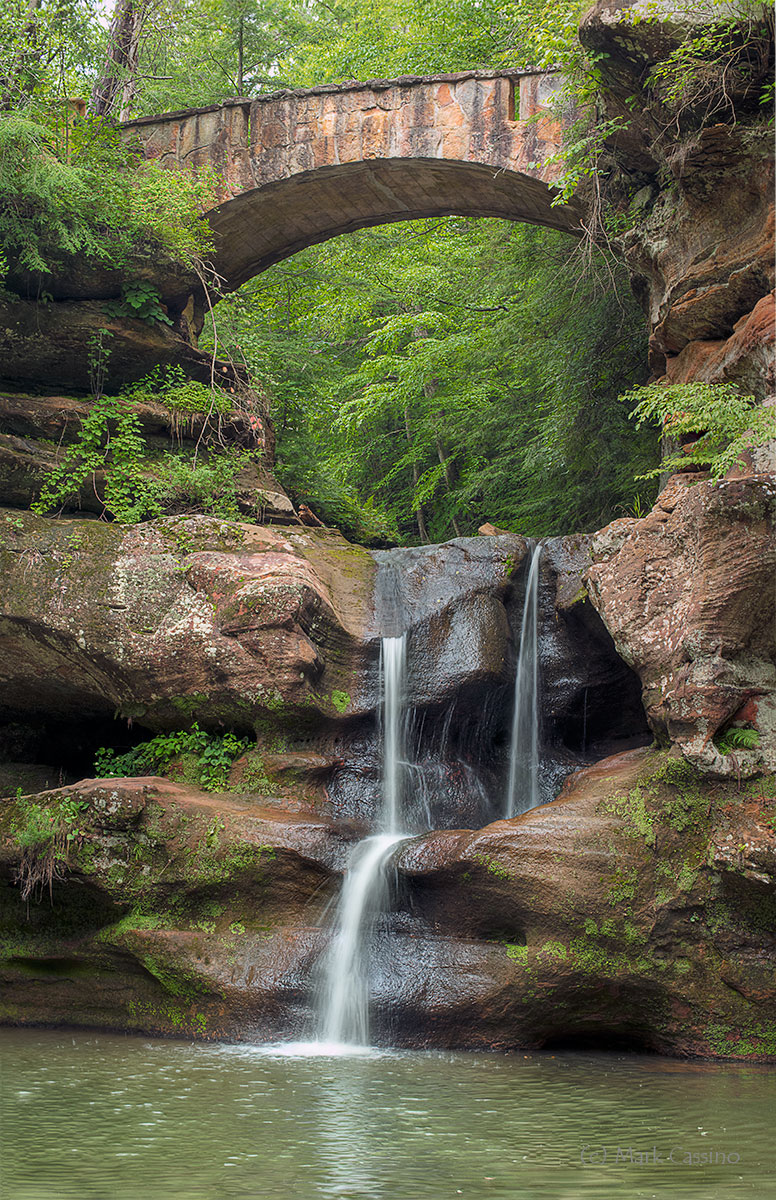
[122,71,580,293]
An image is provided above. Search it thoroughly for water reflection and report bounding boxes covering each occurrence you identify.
[1,1029,773,1199]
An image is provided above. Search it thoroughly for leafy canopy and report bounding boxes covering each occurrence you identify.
[212,217,656,542]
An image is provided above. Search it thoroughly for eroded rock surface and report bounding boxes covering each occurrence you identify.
[0,776,351,1040]
[2,749,773,1058]
[580,1,774,401]
[585,473,776,776]
[0,513,376,732]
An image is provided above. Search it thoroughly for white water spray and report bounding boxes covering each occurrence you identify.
[317,625,409,1047]
[506,543,542,818]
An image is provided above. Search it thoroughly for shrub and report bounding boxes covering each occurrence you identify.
[95,725,252,792]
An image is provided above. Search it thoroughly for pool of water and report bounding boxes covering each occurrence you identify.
[1,1029,773,1199]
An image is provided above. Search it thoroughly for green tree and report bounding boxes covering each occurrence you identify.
[211,217,656,542]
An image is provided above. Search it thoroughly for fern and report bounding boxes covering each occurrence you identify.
[625,382,776,480]
[0,108,217,281]
[714,727,761,755]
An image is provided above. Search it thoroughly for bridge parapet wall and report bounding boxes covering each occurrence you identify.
[123,70,566,202]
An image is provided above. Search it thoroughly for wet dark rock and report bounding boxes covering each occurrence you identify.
[4,749,773,1058]
[382,748,776,1057]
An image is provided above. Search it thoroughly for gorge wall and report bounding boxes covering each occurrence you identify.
[0,497,773,1057]
[0,3,774,1058]
[580,0,774,405]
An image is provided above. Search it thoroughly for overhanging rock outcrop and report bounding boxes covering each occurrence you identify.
[579,0,775,400]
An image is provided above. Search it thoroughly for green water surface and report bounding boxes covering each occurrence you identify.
[1,1029,773,1199]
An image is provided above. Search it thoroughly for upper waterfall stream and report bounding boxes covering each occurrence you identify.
[506,542,542,817]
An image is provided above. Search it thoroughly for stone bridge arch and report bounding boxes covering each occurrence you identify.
[123,70,580,293]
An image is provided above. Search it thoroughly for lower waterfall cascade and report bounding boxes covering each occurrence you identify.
[316,622,411,1046]
[315,543,547,1048]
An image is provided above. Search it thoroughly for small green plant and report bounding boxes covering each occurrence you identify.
[87,328,114,398]
[31,380,257,523]
[236,753,273,795]
[105,281,172,326]
[154,449,253,520]
[204,817,225,848]
[472,852,512,880]
[714,726,761,755]
[616,494,647,519]
[10,795,90,903]
[95,725,252,792]
[624,382,776,480]
[641,8,772,126]
[125,366,234,418]
[32,392,164,522]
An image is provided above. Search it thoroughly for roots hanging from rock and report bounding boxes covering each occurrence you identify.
[14,843,68,906]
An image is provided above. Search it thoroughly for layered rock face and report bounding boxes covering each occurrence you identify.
[0,389,291,522]
[585,473,776,778]
[0,6,774,1061]
[0,296,211,395]
[2,749,773,1059]
[388,747,776,1057]
[0,515,644,823]
[0,517,658,1047]
[580,0,775,401]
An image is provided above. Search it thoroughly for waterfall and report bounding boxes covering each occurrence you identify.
[380,634,406,833]
[505,543,542,818]
[319,832,405,1046]
[317,600,409,1046]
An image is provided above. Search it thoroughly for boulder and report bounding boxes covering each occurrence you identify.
[585,474,776,776]
[0,513,376,732]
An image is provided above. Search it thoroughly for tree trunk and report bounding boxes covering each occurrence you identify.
[423,369,462,538]
[404,405,428,543]
[89,0,146,119]
[236,17,244,97]
[435,436,462,537]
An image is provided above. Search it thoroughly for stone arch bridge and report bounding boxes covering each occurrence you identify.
[123,70,579,293]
